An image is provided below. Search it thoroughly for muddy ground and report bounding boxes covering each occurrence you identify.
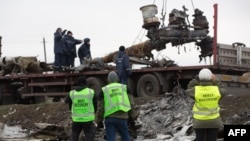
[0,93,250,140]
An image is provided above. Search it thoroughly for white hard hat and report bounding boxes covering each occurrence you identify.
[198,68,212,80]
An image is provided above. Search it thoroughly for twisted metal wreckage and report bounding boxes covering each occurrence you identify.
[0,4,213,75]
[0,55,52,76]
[78,4,213,71]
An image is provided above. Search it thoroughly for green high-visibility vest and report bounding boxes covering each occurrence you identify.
[102,83,131,118]
[193,85,221,120]
[70,88,95,122]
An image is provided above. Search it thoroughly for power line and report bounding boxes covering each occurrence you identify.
[191,0,195,11]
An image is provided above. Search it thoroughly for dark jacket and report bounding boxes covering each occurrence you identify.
[78,42,91,60]
[186,79,226,129]
[116,50,131,78]
[54,29,65,54]
[97,86,138,122]
[65,85,98,113]
[62,35,82,57]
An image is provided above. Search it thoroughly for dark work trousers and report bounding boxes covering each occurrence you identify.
[70,56,75,67]
[79,58,83,64]
[71,121,96,141]
[195,128,218,141]
[62,54,70,67]
[54,53,63,68]
[105,117,130,141]
[119,76,128,85]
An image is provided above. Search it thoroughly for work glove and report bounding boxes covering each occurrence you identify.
[129,109,139,121]
[97,121,104,129]
[62,30,67,35]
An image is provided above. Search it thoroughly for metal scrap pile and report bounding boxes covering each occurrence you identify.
[134,87,195,141]
[0,56,52,76]
[225,110,250,125]
[2,87,249,140]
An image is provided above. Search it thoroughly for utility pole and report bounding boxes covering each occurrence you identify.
[43,37,47,63]
[0,36,2,57]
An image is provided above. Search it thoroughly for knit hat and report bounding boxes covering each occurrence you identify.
[67,31,72,35]
[108,71,119,83]
[198,68,212,80]
[119,46,125,51]
[56,28,62,32]
[76,76,87,85]
[84,38,90,43]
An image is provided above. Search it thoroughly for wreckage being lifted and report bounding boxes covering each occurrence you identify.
[1,4,250,104]
[82,3,211,68]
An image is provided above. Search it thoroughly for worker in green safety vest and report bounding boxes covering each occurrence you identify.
[97,71,138,141]
[186,68,226,141]
[65,75,98,141]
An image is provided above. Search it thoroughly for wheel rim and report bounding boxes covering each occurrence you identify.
[137,73,160,97]
[145,81,154,95]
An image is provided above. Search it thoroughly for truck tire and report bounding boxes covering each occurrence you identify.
[87,77,105,97]
[137,74,160,97]
[0,89,2,105]
[0,84,5,105]
[128,77,136,97]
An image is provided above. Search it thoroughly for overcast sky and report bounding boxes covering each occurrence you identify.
[0,0,250,66]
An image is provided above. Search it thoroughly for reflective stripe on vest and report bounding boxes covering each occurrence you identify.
[70,88,95,122]
[193,85,221,120]
[102,83,131,118]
